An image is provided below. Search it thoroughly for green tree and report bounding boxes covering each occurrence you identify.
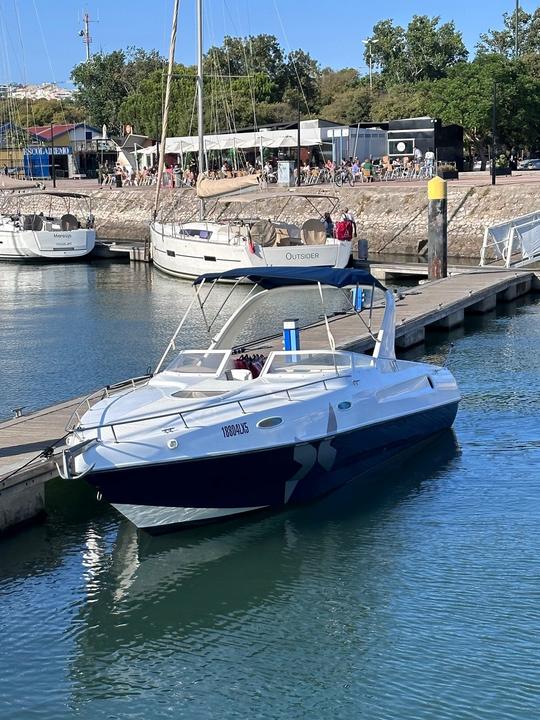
[119,65,197,138]
[370,82,432,122]
[319,80,374,125]
[425,54,540,159]
[71,48,166,133]
[283,49,321,112]
[71,51,129,132]
[253,101,296,126]
[477,8,540,57]
[205,34,286,101]
[0,99,85,128]
[207,72,278,130]
[367,15,468,85]
[124,47,166,90]
[319,68,360,107]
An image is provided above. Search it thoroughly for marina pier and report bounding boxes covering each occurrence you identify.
[1,267,537,533]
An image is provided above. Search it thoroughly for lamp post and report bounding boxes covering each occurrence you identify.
[491,83,497,187]
[362,39,378,92]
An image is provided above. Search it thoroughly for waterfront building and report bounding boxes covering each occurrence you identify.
[355,117,464,171]
[0,121,31,176]
[136,119,387,171]
[25,123,117,179]
[134,116,463,175]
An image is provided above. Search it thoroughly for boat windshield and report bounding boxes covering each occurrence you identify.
[166,350,230,375]
[231,286,359,349]
[262,351,351,376]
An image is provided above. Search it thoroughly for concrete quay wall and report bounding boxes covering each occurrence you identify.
[70,182,540,258]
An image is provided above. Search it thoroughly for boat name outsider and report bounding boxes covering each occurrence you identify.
[285,251,320,261]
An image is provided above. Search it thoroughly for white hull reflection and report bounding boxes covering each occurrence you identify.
[112,502,267,531]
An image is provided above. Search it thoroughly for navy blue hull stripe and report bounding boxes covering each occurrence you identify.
[86,402,458,509]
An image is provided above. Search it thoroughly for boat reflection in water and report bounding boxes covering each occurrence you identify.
[68,429,459,702]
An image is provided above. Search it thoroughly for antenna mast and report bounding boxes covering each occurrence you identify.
[79,11,98,62]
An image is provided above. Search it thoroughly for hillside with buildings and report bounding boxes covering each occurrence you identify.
[0,83,74,101]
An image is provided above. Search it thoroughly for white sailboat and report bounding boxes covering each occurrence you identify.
[0,188,96,261]
[149,0,351,281]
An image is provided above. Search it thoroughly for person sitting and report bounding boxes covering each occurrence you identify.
[361,158,373,182]
[351,160,361,183]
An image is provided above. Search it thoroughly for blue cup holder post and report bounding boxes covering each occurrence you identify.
[283,319,300,362]
[351,287,364,311]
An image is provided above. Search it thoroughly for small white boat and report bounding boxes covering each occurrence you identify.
[0,190,95,260]
[59,267,460,533]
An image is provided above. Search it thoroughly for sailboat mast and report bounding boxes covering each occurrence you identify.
[153,0,180,220]
[197,0,205,220]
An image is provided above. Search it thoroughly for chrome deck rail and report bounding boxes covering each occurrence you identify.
[65,374,153,432]
[70,373,351,441]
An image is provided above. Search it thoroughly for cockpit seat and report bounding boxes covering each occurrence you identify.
[23,214,43,231]
[250,219,277,247]
[301,219,327,245]
[60,214,78,231]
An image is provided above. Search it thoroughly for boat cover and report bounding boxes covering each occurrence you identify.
[193,266,386,290]
[196,174,260,198]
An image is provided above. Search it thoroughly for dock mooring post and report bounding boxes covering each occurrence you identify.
[427,176,448,280]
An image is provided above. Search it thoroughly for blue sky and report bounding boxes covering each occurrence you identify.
[0,0,533,86]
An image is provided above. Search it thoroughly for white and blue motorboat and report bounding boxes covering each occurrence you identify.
[59,267,460,533]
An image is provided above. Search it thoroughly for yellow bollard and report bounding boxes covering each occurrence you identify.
[427,176,448,280]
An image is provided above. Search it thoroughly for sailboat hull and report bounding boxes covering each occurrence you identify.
[0,228,95,260]
[150,224,351,279]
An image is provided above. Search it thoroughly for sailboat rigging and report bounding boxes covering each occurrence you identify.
[149,0,352,281]
[153,0,181,221]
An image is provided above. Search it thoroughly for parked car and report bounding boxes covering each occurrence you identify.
[518,158,540,170]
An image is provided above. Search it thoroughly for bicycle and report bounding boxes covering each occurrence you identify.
[333,167,355,187]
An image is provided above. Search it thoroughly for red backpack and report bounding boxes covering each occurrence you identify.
[334,219,353,240]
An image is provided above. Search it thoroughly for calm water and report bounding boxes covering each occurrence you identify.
[1,262,539,719]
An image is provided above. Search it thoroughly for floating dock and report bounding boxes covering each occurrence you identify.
[91,239,151,262]
[0,268,538,533]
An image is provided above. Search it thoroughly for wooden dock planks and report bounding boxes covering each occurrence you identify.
[0,397,83,483]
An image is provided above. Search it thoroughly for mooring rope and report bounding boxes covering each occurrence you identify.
[1,432,70,484]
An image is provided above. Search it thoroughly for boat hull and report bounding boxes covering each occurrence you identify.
[0,228,95,260]
[150,224,351,280]
[85,401,459,532]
